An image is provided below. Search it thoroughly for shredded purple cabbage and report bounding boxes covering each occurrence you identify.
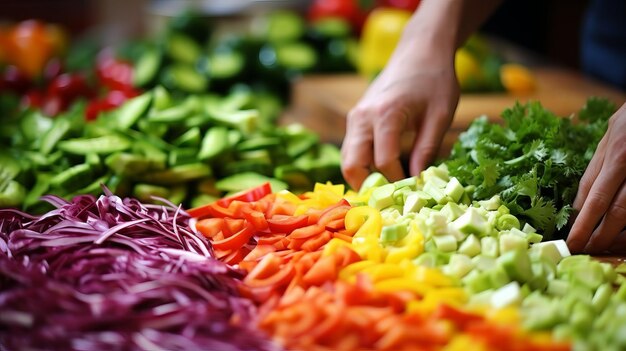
[0,193,280,351]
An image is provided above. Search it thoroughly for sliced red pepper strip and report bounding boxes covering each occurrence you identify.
[216,182,272,207]
[243,244,277,263]
[267,214,309,233]
[245,254,283,281]
[318,205,350,226]
[325,218,346,231]
[257,233,286,245]
[195,218,225,238]
[223,218,245,236]
[244,262,295,288]
[289,224,325,240]
[302,254,338,286]
[243,208,269,231]
[300,230,333,252]
[222,248,248,266]
[211,223,255,251]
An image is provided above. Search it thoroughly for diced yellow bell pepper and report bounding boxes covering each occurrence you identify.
[345,206,382,237]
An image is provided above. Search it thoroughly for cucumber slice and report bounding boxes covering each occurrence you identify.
[166,33,202,64]
[368,183,395,210]
[215,172,287,193]
[262,10,305,42]
[162,64,208,93]
[134,48,163,87]
[275,42,318,72]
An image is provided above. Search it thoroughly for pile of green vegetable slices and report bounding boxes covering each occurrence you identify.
[0,86,343,213]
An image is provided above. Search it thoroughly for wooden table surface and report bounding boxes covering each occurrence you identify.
[281,67,626,158]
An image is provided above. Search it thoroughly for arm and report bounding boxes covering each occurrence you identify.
[341,0,502,190]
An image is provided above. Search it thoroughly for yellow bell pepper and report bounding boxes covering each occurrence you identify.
[358,8,413,79]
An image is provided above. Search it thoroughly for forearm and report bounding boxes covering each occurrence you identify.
[400,0,502,54]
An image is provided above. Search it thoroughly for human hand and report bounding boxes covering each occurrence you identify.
[567,103,626,254]
[340,41,460,190]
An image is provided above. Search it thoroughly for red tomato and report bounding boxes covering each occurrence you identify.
[47,73,92,102]
[96,49,134,91]
[308,0,372,32]
[85,100,103,121]
[20,89,43,109]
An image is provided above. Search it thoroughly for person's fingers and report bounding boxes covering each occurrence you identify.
[372,110,408,182]
[409,102,454,175]
[341,108,374,190]
[567,148,626,253]
[572,133,609,213]
[583,180,626,254]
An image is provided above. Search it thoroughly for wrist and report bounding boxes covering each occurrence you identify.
[400,0,463,57]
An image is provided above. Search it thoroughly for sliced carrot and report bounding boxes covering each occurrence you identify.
[243,208,269,231]
[244,262,295,289]
[300,230,332,252]
[243,244,277,263]
[211,224,255,251]
[318,205,350,226]
[325,218,346,231]
[256,233,285,245]
[245,253,284,281]
[289,223,325,240]
[302,254,338,286]
[195,218,224,238]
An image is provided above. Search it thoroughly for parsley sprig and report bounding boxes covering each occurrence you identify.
[443,97,615,239]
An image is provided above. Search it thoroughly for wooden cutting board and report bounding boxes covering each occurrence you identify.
[281,67,626,158]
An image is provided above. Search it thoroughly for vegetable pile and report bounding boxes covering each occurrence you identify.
[443,97,615,239]
[186,164,626,351]
[0,190,278,351]
[0,86,342,212]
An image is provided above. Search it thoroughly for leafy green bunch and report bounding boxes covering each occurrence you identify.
[443,97,616,239]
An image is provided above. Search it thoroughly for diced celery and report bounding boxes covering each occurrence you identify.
[526,233,543,244]
[499,233,528,253]
[413,252,437,268]
[421,165,449,183]
[472,255,496,272]
[403,192,428,215]
[433,234,457,252]
[393,176,417,190]
[359,172,389,194]
[426,212,448,236]
[380,224,408,243]
[459,234,481,257]
[423,181,449,204]
[522,222,536,234]
[368,183,395,210]
[488,266,511,289]
[444,177,465,203]
[447,225,466,242]
[530,241,565,266]
[570,261,605,290]
[592,283,613,312]
[452,207,489,236]
[497,248,533,283]
[528,262,548,291]
[445,254,474,278]
[570,303,594,330]
[491,281,522,308]
[547,279,570,297]
[439,202,465,222]
[392,186,412,206]
[463,270,492,293]
[481,237,499,258]
[478,195,501,211]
